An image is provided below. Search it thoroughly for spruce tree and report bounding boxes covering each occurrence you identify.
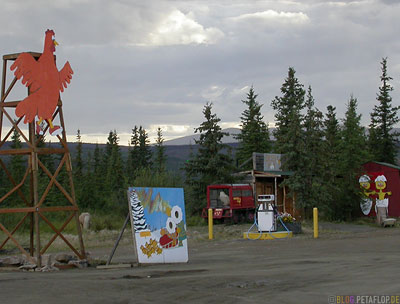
[85,143,104,210]
[127,126,140,181]
[271,67,305,203]
[369,57,399,164]
[104,131,124,190]
[298,86,326,214]
[138,126,152,169]
[0,161,6,199]
[74,130,83,181]
[80,150,92,210]
[10,126,25,184]
[104,130,126,213]
[127,126,152,180]
[73,130,84,207]
[9,127,26,203]
[322,105,342,219]
[184,102,235,214]
[271,67,305,155]
[154,127,167,173]
[93,143,102,178]
[337,96,370,220]
[235,86,271,169]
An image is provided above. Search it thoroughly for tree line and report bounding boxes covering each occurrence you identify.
[1,58,398,221]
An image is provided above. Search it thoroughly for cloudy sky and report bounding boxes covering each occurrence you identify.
[1,0,399,145]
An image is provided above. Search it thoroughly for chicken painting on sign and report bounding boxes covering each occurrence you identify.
[10,29,73,136]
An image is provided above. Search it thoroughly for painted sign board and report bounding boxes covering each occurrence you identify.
[128,187,188,263]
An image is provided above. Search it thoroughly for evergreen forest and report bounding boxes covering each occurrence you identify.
[1,59,399,222]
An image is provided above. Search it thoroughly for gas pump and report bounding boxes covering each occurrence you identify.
[257,194,276,232]
[245,194,292,240]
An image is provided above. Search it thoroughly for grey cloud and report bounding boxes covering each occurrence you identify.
[380,0,400,5]
[1,0,399,143]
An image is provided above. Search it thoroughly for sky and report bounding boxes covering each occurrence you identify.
[1,0,399,145]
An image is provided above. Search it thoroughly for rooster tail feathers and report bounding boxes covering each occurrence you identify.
[15,95,38,124]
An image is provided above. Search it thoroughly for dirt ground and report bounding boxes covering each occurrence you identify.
[1,222,399,304]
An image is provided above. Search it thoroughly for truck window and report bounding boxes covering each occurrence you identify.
[232,190,241,197]
[209,189,219,208]
[210,188,229,208]
[242,190,252,197]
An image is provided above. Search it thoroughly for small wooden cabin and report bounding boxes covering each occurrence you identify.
[236,153,302,220]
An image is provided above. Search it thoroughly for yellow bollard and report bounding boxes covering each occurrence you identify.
[208,208,213,240]
[313,207,318,238]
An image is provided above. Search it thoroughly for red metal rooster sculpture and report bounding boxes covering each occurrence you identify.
[10,29,73,136]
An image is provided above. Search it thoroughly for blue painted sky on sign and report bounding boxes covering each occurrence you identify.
[131,187,185,231]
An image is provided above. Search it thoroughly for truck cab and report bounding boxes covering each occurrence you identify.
[202,184,255,223]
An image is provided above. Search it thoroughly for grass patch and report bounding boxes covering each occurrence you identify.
[186,215,207,227]
[90,213,127,232]
[351,217,378,227]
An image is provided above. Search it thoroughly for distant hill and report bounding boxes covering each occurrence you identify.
[164,128,241,145]
[64,141,239,173]
[0,140,237,174]
[1,127,399,173]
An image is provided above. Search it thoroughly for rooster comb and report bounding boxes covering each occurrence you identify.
[46,29,55,35]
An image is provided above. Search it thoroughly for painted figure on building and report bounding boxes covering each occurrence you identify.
[374,175,392,225]
[359,175,375,215]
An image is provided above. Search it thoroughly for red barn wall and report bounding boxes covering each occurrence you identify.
[362,162,400,217]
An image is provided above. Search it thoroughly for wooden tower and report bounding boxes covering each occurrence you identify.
[0,52,85,267]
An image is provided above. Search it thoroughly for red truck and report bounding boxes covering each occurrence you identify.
[201,184,255,223]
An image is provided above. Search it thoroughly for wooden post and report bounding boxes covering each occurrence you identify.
[107,213,130,266]
[0,58,6,139]
[65,149,86,259]
[274,177,277,208]
[32,150,41,267]
[208,208,213,240]
[293,193,296,217]
[283,185,286,213]
[28,107,41,266]
[313,207,318,239]
[29,124,34,257]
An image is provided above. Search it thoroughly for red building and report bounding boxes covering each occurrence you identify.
[361,161,400,217]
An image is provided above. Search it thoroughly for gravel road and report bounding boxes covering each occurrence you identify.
[1,222,399,304]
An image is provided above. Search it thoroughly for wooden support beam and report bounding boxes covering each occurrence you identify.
[1,77,17,102]
[39,206,78,212]
[1,107,32,147]
[0,148,32,155]
[0,100,20,107]
[0,116,24,149]
[39,212,75,255]
[0,213,29,249]
[37,156,74,205]
[0,207,36,214]
[0,163,30,205]
[0,222,36,265]
[2,52,41,60]
[39,212,83,259]
[0,52,85,266]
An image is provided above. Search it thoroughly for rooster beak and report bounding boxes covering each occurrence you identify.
[53,40,59,46]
